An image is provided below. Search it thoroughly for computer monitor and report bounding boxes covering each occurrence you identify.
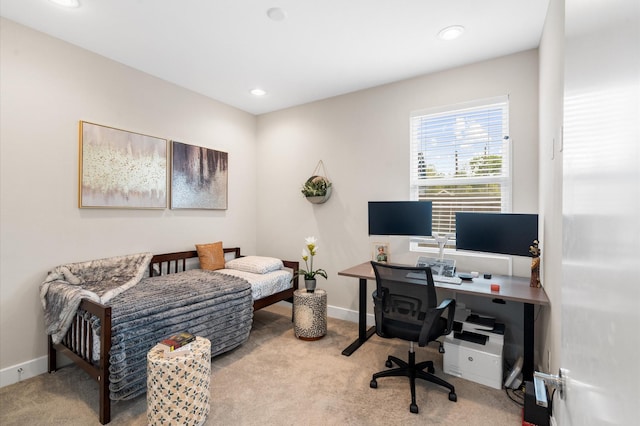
[455,212,538,257]
[368,201,432,237]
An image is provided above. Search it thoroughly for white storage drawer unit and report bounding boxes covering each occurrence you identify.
[442,335,503,390]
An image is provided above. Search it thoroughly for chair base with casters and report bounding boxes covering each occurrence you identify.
[369,261,458,414]
[370,341,457,414]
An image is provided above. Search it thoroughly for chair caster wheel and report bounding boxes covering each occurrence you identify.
[410,403,419,414]
[427,365,435,374]
[449,392,457,402]
[439,345,445,354]
[385,360,393,368]
[370,379,378,389]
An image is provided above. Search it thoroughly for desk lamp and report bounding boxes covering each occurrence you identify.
[433,232,456,260]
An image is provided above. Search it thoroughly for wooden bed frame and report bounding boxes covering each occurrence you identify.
[47,248,299,424]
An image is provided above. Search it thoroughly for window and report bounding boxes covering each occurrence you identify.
[410,96,511,243]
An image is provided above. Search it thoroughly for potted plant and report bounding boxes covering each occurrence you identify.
[301,175,332,204]
[294,236,327,292]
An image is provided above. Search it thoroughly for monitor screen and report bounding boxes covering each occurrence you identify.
[455,212,538,257]
[368,201,432,236]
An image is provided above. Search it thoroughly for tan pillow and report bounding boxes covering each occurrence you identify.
[195,241,225,271]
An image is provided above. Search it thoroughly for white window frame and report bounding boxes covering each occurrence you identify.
[409,96,512,252]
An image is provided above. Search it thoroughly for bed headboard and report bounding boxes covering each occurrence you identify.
[149,247,241,276]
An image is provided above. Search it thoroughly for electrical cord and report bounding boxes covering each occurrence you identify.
[505,385,525,407]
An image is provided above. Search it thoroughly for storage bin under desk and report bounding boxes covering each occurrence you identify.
[443,334,503,390]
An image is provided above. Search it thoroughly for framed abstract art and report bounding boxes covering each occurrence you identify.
[79,121,168,209]
[170,141,228,209]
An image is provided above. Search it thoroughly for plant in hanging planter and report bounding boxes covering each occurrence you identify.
[301,175,332,197]
[294,236,327,292]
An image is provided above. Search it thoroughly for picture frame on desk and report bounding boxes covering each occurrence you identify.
[372,242,390,263]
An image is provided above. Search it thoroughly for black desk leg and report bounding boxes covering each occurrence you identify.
[342,277,376,356]
[523,303,534,381]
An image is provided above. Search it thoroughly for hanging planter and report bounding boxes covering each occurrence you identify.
[301,161,332,204]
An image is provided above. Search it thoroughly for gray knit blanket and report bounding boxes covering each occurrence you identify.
[40,252,153,344]
[99,270,253,400]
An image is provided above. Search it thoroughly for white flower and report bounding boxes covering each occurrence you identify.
[296,236,328,280]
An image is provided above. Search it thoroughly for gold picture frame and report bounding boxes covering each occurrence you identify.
[79,121,168,209]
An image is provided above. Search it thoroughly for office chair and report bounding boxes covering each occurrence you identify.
[369,261,457,414]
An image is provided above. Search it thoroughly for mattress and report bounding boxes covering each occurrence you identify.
[215,268,293,301]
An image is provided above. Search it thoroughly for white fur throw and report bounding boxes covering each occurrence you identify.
[40,252,153,344]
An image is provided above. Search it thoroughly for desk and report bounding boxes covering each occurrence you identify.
[338,261,550,380]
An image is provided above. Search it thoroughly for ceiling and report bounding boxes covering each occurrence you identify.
[0,0,550,115]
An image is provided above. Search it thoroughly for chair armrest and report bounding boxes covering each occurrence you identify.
[418,298,456,346]
[438,298,456,335]
[372,289,387,337]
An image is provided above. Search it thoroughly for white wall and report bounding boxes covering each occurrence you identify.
[0,19,258,378]
[256,50,540,360]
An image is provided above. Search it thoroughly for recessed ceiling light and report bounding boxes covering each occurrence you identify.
[266,7,287,22]
[250,88,267,97]
[49,0,81,7]
[437,25,465,41]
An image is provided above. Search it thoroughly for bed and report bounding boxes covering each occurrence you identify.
[45,247,299,425]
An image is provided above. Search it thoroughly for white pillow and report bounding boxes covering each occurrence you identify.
[225,256,283,274]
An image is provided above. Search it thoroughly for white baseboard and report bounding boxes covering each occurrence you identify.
[276,300,372,326]
[1,303,369,390]
[327,305,374,326]
[0,355,48,388]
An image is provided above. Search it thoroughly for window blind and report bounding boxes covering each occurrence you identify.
[410,96,511,237]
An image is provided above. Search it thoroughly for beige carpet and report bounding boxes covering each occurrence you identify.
[0,305,524,425]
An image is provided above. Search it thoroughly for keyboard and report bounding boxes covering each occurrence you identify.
[434,275,462,285]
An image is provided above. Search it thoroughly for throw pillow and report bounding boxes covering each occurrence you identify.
[225,256,283,274]
[195,241,225,271]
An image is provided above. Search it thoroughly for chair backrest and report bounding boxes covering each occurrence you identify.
[370,261,438,330]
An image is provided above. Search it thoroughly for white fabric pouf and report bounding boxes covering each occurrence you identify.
[147,336,211,425]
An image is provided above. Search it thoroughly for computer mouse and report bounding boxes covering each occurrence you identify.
[457,273,474,280]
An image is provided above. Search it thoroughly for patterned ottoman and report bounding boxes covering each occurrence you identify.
[293,289,327,340]
[147,336,211,425]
